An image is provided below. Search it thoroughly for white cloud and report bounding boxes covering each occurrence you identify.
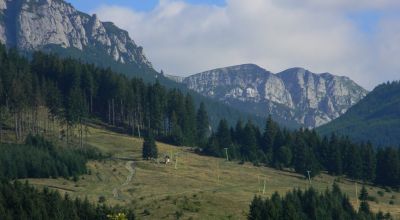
[93,0,400,89]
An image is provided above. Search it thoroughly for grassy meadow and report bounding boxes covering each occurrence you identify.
[23,126,400,220]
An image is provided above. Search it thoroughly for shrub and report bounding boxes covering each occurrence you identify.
[98,196,106,203]
[143,209,150,216]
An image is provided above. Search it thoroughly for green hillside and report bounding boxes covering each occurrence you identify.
[23,126,400,219]
[318,81,400,147]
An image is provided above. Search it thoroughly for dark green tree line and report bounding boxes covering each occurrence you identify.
[0,45,210,147]
[248,184,391,220]
[204,116,400,187]
[0,135,103,179]
[0,180,135,220]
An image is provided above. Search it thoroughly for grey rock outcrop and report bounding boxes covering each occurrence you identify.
[178,64,367,127]
[0,0,152,68]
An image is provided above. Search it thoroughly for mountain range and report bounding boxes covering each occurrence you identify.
[0,0,270,128]
[173,64,368,127]
[0,0,369,128]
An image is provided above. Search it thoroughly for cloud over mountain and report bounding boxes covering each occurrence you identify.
[94,0,400,89]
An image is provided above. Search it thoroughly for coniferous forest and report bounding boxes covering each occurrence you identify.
[248,184,391,220]
[0,44,210,147]
[203,117,400,188]
[0,134,104,180]
[0,180,135,220]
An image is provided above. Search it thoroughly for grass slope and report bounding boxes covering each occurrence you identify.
[24,127,400,219]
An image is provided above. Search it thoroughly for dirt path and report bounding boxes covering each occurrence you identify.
[113,161,135,198]
[123,161,135,186]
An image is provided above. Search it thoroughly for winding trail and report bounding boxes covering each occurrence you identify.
[113,161,136,198]
[123,161,135,186]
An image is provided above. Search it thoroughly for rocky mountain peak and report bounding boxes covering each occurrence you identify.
[0,0,6,10]
[0,0,152,68]
[178,64,368,127]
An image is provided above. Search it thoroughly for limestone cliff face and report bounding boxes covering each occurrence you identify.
[178,64,368,127]
[0,0,152,68]
[0,0,6,43]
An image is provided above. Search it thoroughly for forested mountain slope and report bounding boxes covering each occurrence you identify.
[318,81,400,147]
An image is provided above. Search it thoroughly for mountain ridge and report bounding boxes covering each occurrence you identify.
[0,0,152,69]
[170,64,368,127]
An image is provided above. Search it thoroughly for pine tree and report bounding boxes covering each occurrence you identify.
[262,116,278,164]
[248,196,266,220]
[149,80,164,135]
[361,142,376,182]
[345,143,362,180]
[327,134,343,175]
[196,102,209,147]
[170,111,184,146]
[359,185,371,214]
[293,138,307,175]
[233,119,244,146]
[0,77,3,142]
[376,148,400,187]
[276,145,292,168]
[242,121,259,162]
[216,119,231,151]
[183,94,196,146]
[66,86,87,147]
[142,132,158,160]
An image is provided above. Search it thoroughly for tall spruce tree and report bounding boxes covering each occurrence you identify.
[359,185,371,214]
[345,143,362,180]
[196,102,209,147]
[142,132,158,160]
[233,119,244,147]
[183,94,196,146]
[376,148,399,187]
[328,134,343,175]
[0,77,3,142]
[149,80,164,135]
[216,119,231,151]
[241,121,259,162]
[170,111,184,146]
[361,142,376,182]
[293,137,307,175]
[262,116,278,164]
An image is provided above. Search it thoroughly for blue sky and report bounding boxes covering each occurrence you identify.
[347,10,382,34]
[68,0,226,12]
